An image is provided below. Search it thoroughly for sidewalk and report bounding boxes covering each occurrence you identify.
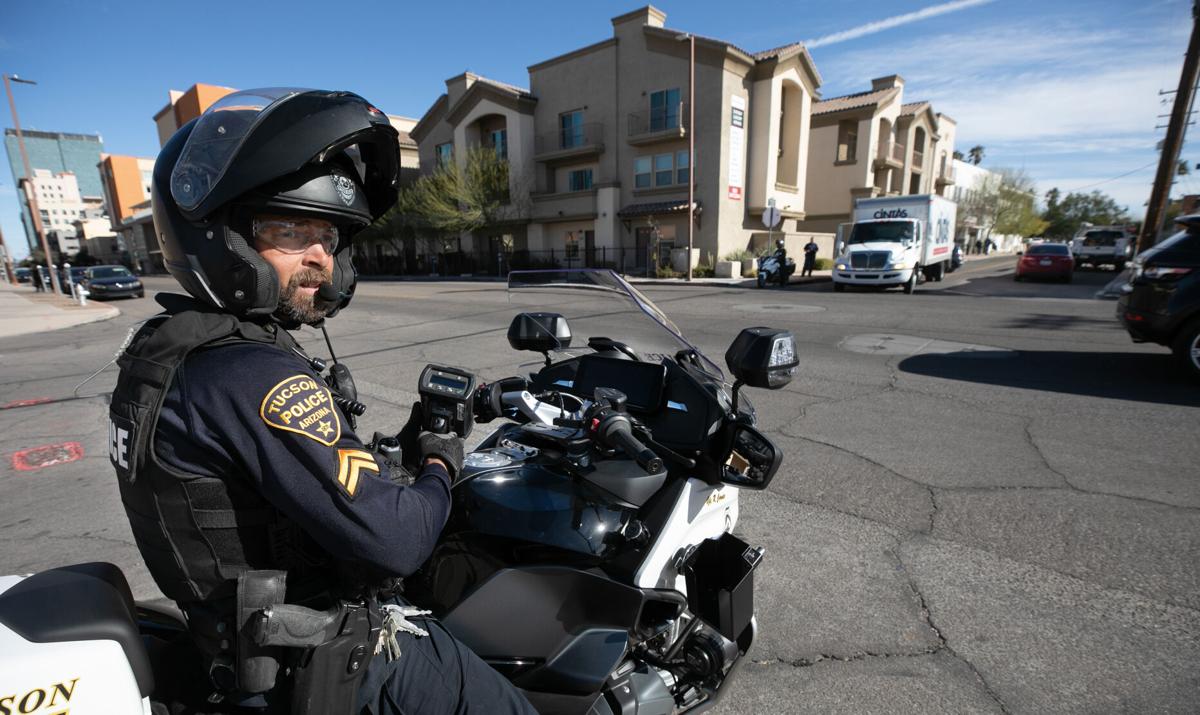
[0,281,120,339]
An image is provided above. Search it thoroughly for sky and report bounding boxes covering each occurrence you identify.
[0,0,1192,261]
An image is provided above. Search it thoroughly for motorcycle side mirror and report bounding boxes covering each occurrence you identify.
[508,312,572,353]
[722,424,781,490]
[725,327,797,389]
[725,328,797,414]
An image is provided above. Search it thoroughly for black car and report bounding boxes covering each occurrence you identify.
[83,265,144,299]
[1118,216,1200,379]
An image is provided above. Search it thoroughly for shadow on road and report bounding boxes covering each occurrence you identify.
[898,349,1200,407]
[1001,313,1123,331]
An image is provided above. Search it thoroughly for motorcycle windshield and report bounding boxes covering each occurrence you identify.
[506,269,724,381]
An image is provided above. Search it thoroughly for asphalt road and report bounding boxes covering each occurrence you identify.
[1,256,1197,714]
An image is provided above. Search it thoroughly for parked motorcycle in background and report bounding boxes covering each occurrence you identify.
[756,251,796,288]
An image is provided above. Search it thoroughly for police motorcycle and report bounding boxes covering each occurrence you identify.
[755,244,795,288]
[0,269,795,715]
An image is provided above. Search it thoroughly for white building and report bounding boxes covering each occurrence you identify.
[951,159,1029,254]
[28,168,94,258]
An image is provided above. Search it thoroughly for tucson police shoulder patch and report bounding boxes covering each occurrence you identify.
[335,448,379,498]
[259,374,342,446]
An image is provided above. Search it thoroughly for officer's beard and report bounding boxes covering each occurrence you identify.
[276,267,334,325]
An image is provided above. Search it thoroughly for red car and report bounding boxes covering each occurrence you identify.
[1015,243,1074,282]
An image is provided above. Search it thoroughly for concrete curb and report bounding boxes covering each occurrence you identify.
[0,286,121,339]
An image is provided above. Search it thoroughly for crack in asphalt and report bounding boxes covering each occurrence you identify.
[892,540,1013,715]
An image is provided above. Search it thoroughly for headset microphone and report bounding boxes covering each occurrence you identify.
[314,282,344,310]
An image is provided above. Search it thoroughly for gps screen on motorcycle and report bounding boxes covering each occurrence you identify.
[572,354,665,413]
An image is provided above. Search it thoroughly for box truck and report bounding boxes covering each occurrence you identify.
[833,194,957,294]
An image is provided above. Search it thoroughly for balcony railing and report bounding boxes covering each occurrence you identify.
[936,163,957,185]
[534,122,604,157]
[874,139,905,169]
[627,102,689,144]
[911,149,924,169]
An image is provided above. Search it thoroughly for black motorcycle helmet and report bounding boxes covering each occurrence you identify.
[152,87,400,319]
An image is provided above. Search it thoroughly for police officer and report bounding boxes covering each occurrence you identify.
[108,88,535,714]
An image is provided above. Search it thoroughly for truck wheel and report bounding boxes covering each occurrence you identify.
[834,282,846,293]
[933,262,945,282]
[1171,318,1200,382]
[903,268,918,294]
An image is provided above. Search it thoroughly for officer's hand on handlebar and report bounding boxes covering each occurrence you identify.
[418,431,463,481]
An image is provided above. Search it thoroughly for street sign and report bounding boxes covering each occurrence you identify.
[762,205,782,229]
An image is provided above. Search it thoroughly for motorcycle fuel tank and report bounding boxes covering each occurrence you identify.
[454,452,637,561]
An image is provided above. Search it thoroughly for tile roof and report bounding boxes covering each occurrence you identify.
[899,101,930,117]
[813,87,899,116]
[473,75,534,99]
[396,130,417,148]
[752,41,804,60]
[617,199,699,218]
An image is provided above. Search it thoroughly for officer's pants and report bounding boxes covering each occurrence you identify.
[358,615,537,715]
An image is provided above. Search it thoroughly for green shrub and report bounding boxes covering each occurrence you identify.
[814,257,833,270]
[693,261,715,278]
[655,265,682,279]
[723,249,755,263]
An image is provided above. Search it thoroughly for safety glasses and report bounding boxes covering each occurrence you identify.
[252,217,339,255]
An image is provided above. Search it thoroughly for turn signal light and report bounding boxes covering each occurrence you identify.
[1124,312,1146,322]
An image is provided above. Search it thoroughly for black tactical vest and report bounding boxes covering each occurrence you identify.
[108,295,328,606]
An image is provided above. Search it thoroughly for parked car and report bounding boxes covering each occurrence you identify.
[1118,216,1200,379]
[60,266,88,289]
[82,264,144,299]
[1071,225,1136,271]
[14,267,31,283]
[1015,243,1074,282]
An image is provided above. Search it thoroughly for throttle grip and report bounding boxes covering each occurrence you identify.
[601,418,664,474]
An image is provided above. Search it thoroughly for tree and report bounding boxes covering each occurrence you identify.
[1039,188,1131,239]
[967,145,985,166]
[956,168,1047,247]
[357,147,531,268]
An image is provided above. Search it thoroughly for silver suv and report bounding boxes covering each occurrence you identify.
[1071,226,1135,271]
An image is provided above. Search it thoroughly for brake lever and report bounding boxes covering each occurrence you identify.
[637,430,696,469]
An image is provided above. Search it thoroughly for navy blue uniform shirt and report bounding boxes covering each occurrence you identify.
[155,341,451,576]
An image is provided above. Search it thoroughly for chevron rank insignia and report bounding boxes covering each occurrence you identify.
[260,375,342,446]
[336,449,379,498]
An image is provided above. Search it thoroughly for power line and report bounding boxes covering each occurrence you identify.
[1065,161,1159,192]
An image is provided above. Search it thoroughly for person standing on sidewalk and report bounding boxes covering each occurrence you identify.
[801,238,819,277]
[33,265,44,292]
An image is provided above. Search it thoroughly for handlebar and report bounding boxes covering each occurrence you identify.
[596,413,664,475]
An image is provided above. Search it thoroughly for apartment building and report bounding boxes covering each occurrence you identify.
[411,5,824,273]
[799,75,957,233]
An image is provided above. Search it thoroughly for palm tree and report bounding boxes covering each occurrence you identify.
[967,145,985,166]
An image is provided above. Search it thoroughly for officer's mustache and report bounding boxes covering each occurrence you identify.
[286,268,334,298]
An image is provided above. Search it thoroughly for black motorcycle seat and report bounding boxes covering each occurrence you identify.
[0,561,154,698]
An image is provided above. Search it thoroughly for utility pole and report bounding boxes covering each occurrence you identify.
[4,73,61,295]
[1140,0,1200,254]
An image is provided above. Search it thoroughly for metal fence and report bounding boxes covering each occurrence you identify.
[354,245,676,279]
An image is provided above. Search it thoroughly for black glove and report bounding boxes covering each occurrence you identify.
[417,431,463,481]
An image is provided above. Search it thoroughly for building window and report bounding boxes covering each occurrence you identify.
[649,88,681,131]
[560,110,584,149]
[654,153,673,186]
[568,168,593,192]
[436,142,453,168]
[489,129,507,160]
[635,157,652,188]
[837,120,858,162]
[676,151,690,185]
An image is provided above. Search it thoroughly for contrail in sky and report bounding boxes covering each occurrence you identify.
[805,0,998,49]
